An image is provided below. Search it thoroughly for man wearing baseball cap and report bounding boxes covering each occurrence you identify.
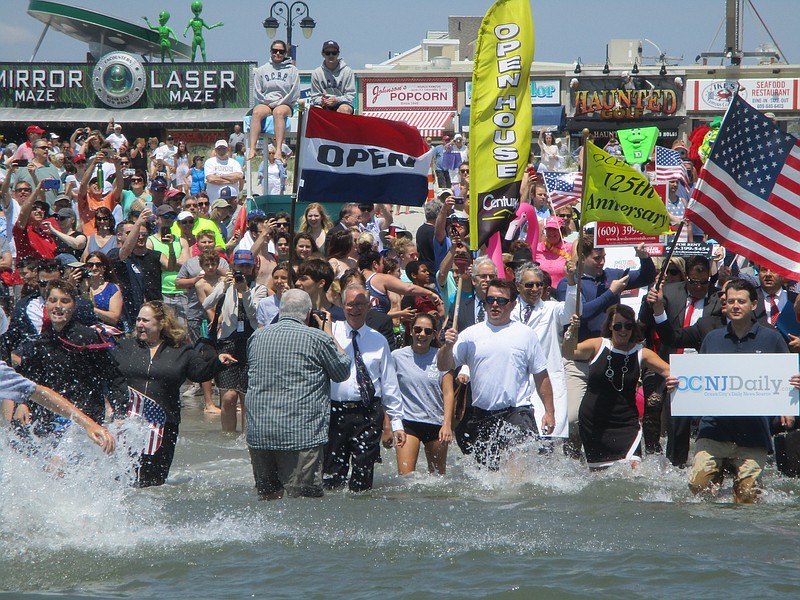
[147,203,190,324]
[310,40,355,114]
[7,125,45,165]
[204,139,243,205]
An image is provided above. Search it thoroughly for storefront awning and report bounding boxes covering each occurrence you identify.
[0,107,248,124]
[362,110,454,138]
[459,105,566,133]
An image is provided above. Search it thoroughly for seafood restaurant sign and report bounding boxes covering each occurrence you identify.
[0,52,254,109]
[686,78,800,112]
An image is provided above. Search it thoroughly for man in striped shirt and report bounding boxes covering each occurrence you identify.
[244,289,351,500]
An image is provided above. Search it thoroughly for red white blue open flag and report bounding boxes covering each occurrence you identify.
[297,109,433,206]
[127,388,166,455]
[687,95,800,279]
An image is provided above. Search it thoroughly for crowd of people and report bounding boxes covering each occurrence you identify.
[3,54,800,502]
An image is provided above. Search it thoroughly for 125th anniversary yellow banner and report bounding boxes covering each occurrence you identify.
[582,140,672,235]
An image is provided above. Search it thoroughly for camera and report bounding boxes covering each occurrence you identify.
[233,270,245,284]
[308,309,327,329]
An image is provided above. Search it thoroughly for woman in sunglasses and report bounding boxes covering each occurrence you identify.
[248,39,298,162]
[392,313,454,475]
[47,207,86,261]
[562,304,672,470]
[85,251,123,327]
[82,206,116,259]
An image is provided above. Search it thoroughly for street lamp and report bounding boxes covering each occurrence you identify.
[263,1,316,62]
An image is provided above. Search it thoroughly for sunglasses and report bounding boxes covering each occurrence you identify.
[275,222,289,227]
[412,326,434,335]
[96,216,110,221]
[612,322,634,331]
[324,51,339,56]
[459,169,469,174]
[86,262,103,269]
[198,201,209,207]
[55,215,71,221]
[271,48,286,55]
[15,187,32,193]
[131,177,143,182]
[120,161,130,165]
[666,268,681,276]
[38,280,51,287]
[523,281,544,289]
[687,278,709,286]
[31,206,46,213]
[180,219,195,225]
[485,296,511,306]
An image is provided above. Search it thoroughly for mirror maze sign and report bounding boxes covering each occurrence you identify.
[0,53,253,109]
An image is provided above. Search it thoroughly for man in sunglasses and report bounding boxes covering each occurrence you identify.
[4,169,57,262]
[310,40,355,114]
[14,138,62,207]
[639,255,724,466]
[248,40,298,162]
[438,278,555,469]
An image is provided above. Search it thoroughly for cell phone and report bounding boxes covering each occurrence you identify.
[123,169,135,177]
[42,179,60,190]
[622,267,631,277]
[453,197,465,206]
[160,226,171,238]
[14,159,28,168]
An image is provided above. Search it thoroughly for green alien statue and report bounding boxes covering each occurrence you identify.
[184,1,224,63]
[143,10,179,63]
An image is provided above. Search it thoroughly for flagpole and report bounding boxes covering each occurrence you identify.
[289,100,307,274]
[655,219,685,289]
[574,128,590,319]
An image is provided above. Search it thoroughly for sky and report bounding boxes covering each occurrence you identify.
[1,0,798,70]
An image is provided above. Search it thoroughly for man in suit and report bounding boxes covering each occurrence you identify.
[448,256,496,333]
[324,202,360,248]
[754,265,797,328]
[639,256,725,466]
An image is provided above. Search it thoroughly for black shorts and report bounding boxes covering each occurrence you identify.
[402,419,441,445]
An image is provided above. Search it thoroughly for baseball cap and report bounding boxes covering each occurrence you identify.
[56,208,76,220]
[219,187,233,200]
[214,139,228,149]
[53,193,71,206]
[150,176,168,191]
[155,204,178,218]
[164,188,186,202]
[177,211,194,222]
[233,250,256,265]
[544,216,563,230]
[438,188,454,199]
[442,135,451,142]
[508,246,534,268]
[247,209,266,220]
[322,40,339,52]
[211,198,233,211]
[26,125,45,136]
[72,153,87,164]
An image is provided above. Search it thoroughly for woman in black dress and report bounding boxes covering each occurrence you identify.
[563,304,672,470]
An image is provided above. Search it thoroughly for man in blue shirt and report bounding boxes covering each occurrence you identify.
[432,137,450,188]
[670,279,800,503]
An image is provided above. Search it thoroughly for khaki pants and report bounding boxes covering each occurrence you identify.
[688,438,768,504]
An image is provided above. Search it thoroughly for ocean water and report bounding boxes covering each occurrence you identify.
[2,405,800,600]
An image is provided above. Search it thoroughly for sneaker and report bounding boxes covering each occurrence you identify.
[182,383,203,397]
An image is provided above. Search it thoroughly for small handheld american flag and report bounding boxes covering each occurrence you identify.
[654,146,691,189]
[542,171,583,210]
[127,388,166,455]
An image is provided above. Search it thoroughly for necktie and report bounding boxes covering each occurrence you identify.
[477,300,486,323]
[769,294,780,326]
[677,298,698,355]
[351,329,376,406]
[522,303,533,323]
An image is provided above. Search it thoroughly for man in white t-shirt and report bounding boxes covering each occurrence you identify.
[438,278,555,468]
[154,134,178,168]
[204,140,243,202]
[105,124,128,152]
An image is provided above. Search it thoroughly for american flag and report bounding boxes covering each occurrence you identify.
[127,388,166,455]
[654,146,691,189]
[542,171,583,209]
[687,95,800,279]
